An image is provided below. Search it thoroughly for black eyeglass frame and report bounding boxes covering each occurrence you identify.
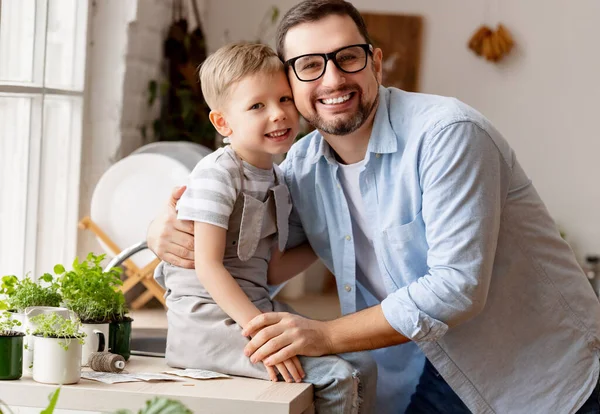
[284,43,374,82]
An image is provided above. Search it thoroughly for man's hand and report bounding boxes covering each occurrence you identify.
[147,186,195,269]
[242,312,333,367]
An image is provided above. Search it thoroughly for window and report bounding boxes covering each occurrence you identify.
[0,0,88,277]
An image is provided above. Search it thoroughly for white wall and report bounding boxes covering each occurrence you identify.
[78,0,173,258]
[202,0,600,261]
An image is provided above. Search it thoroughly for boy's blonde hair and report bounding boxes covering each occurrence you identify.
[199,42,284,110]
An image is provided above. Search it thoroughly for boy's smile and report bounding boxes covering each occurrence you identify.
[265,127,293,142]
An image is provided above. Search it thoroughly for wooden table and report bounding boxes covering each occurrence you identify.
[0,356,314,414]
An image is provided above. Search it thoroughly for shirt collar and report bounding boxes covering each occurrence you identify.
[310,134,337,164]
[308,85,398,165]
[367,86,398,155]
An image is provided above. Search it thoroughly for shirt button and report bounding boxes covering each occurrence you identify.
[375,153,381,158]
[345,235,351,241]
[337,183,341,189]
[345,284,352,292]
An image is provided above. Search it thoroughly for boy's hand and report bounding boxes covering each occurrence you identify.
[265,356,305,383]
[147,186,196,268]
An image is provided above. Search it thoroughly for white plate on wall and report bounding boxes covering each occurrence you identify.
[131,141,212,171]
[90,153,191,269]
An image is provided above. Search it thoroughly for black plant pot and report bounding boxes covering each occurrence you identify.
[0,333,25,380]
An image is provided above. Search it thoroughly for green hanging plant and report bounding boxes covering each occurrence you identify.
[142,5,281,150]
[141,0,214,149]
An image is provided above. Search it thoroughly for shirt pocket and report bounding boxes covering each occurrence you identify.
[381,211,429,287]
[384,211,423,244]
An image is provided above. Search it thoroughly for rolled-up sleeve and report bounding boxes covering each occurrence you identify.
[381,121,510,342]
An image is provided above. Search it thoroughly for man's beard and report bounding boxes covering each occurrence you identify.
[306,85,379,136]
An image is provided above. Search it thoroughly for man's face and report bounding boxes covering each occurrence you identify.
[283,14,383,136]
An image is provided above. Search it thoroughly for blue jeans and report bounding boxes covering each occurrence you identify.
[405,359,600,414]
[298,351,378,414]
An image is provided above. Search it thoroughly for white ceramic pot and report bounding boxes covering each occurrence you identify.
[22,306,73,376]
[32,335,81,384]
[80,323,109,366]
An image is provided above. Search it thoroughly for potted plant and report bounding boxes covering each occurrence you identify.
[56,253,123,365]
[30,312,85,384]
[107,287,133,361]
[0,274,62,312]
[0,311,25,380]
[0,273,64,375]
[0,274,62,320]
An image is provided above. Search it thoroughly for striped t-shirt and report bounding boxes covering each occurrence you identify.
[176,146,276,229]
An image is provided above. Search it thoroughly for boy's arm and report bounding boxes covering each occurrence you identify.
[194,221,261,327]
[267,243,317,286]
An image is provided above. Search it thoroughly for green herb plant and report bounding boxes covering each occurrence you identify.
[0,274,62,313]
[29,313,86,351]
[0,311,24,337]
[109,287,129,323]
[56,253,126,324]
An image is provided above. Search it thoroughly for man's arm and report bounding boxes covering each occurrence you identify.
[241,306,408,366]
[267,243,317,286]
[379,121,507,340]
[146,186,195,268]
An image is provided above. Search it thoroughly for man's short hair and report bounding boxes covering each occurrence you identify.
[199,42,283,110]
[276,0,373,60]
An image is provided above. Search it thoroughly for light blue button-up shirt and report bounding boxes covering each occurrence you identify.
[281,86,600,413]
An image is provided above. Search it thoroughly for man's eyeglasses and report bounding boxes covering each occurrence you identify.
[284,44,374,82]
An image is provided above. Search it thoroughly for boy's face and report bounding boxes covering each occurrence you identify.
[282,14,383,137]
[219,70,299,168]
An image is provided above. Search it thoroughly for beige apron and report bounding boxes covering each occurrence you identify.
[154,163,292,379]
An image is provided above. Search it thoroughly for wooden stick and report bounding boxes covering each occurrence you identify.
[121,271,145,294]
[131,279,166,309]
[131,290,156,310]
[79,216,165,309]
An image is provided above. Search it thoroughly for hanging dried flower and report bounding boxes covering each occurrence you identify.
[468,24,514,63]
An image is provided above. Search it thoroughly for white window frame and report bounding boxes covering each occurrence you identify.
[0,0,89,277]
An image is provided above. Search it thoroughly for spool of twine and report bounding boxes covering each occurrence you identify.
[89,352,126,373]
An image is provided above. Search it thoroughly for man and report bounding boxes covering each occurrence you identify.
[147,1,600,413]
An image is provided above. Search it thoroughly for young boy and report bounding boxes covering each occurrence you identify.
[153,42,376,413]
